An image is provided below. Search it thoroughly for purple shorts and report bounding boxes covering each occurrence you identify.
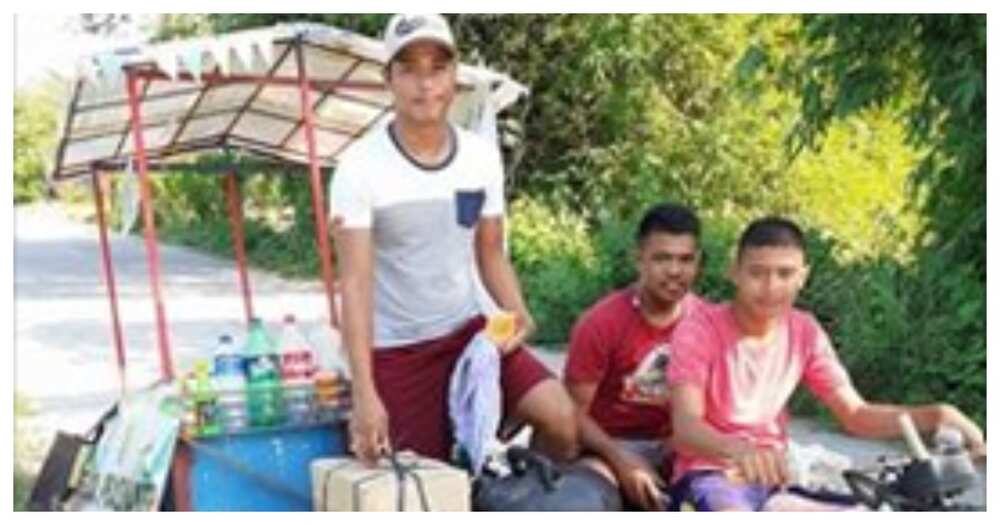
[670,470,861,511]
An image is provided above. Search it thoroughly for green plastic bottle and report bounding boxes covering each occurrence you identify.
[244,318,285,427]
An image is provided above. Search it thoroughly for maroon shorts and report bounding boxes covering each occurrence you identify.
[372,316,554,461]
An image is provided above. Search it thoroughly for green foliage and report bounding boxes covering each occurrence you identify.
[152,162,332,280]
[508,196,603,343]
[451,15,754,217]
[13,88,59,203]
[154,14,390,41]
[14,395,38,511]
[791,110,924,261]
[14,464,33,511]
[795,249,986,428]
[758,14,986,425]
[153,14,216,41]
[689,215,742,303]
[785,14,986,280]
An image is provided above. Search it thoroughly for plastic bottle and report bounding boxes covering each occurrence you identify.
[180,371,200,438]
[309,324,352,423]
[244,318,277,360]
[278,315,316,425]
[278,315,317,382]
[312,324,350,380]
[212,334,247,433]
[246,361,283,427]
[244,318,285,427]
[191,359,221,437]
[212,334,242,377]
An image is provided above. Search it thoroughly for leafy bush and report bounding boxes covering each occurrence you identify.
[151,163,332,280]
[508,196,604,343]
[791,235,985,428]
[14,395,39,511]
[13,89,59,203]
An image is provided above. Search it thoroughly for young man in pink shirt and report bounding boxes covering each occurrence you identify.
[564,203,709,510]
[668,216,986,511]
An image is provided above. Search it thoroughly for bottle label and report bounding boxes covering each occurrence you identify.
[281,350,316,381]
[246,354,281,382]
[214,354,245,377]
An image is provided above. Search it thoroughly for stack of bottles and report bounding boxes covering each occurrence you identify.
[180,315,351,438]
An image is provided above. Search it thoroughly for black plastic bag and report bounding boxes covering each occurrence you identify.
[27,405,118,511]
[472,446,623,511]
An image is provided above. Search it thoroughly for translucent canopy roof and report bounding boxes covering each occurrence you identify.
[50,22,528,181]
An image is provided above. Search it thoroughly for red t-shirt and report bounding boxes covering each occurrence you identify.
[564,289,709,440]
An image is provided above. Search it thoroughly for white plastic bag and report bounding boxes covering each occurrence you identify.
[70,384,181,511]
[786,441,853,493]
[448,332,503,475]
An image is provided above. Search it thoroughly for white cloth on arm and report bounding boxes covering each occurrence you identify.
[448,332,503,475]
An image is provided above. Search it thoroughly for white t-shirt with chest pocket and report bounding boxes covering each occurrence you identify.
[330,122,505,348]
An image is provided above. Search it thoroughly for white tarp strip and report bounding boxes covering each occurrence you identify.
[180,46,203,83]
[153,44,179,81]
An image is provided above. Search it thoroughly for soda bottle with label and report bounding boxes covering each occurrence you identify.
[244,318,285,427]
[278,315,316,425]
[278,315,317,382]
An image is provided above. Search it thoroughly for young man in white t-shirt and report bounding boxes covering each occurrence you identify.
[331,14,578,466]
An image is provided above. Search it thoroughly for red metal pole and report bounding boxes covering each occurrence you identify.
[294,39,340,328]
[223,171,254,324]
[91,168,127,395]
[125,70,175,381]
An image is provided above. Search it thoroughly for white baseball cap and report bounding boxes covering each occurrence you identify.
[383,14,457,63]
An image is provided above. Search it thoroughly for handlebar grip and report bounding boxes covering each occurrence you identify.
[898,413,930,461]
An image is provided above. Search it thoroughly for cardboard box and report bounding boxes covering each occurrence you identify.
[311,452,470,511]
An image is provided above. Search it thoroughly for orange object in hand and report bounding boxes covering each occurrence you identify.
[485,311,516,346]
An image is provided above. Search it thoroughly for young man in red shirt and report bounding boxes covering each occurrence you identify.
[564,203,709,510]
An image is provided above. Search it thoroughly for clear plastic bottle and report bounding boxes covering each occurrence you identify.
[310,324,352,423]
[304,324,344,376]
[212,334,241,377]
[212,334,247,433]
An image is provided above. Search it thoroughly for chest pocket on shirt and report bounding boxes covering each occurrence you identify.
[455,189,486,228]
